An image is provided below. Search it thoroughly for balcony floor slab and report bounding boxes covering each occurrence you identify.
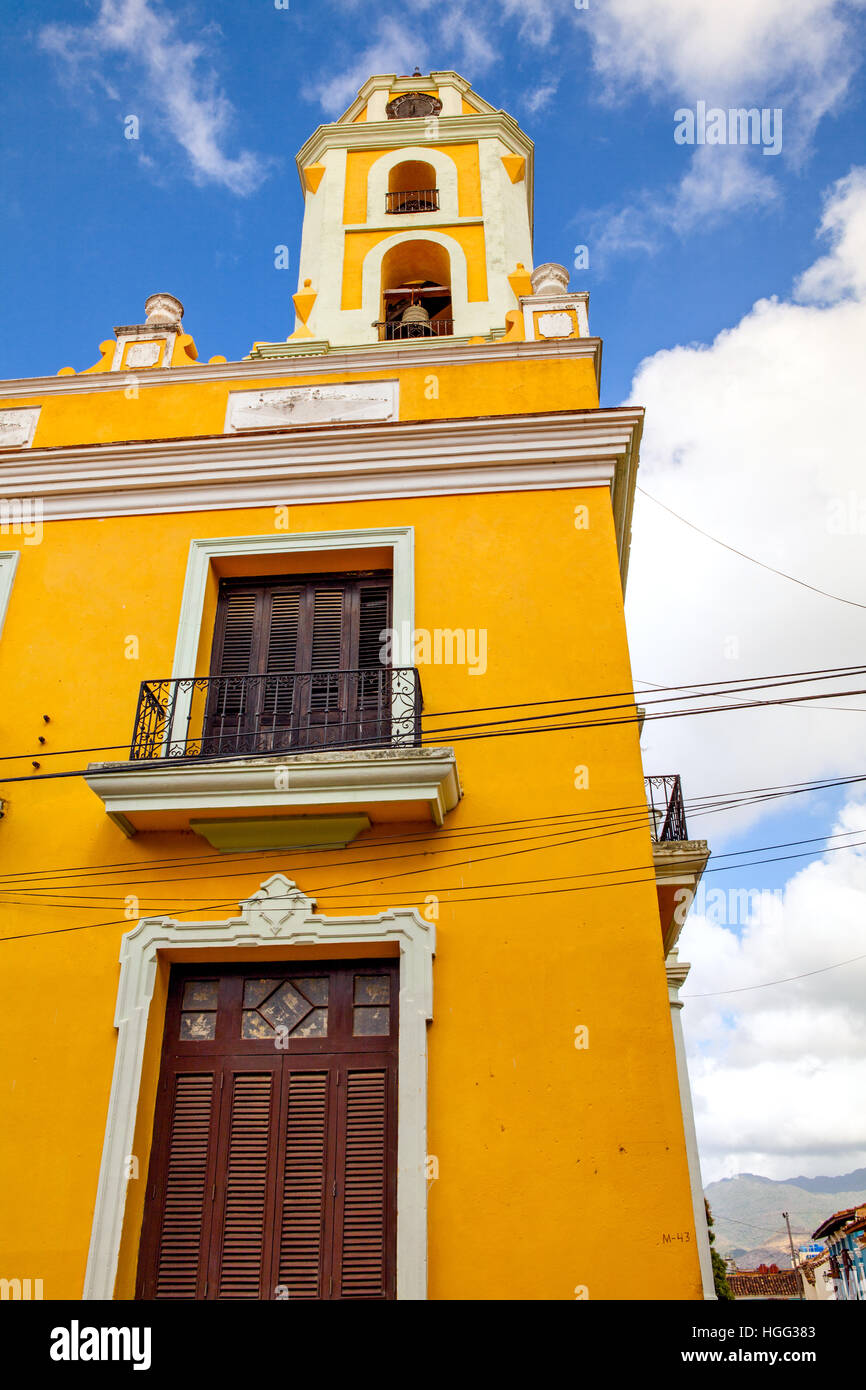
[84,746,462,837]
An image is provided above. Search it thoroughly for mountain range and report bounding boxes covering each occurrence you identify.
[705,1168,866,1269]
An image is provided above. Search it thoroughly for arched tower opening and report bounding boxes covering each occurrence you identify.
[379,240,453,341]
[386,160,439,215]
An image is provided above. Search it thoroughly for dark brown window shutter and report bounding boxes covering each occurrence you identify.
[152,1070,219,1300]
[213,591,259,677]
[358,586,390,668]
[214,1069,279,1299]
[336,1069,390,1298]
[275,1069,331,1298]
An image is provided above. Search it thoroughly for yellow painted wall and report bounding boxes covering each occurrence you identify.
[3,355,598,450]
[0,456,701,1302]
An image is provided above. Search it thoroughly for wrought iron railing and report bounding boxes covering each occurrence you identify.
[129,669,422,760]
[385,188,439,213]
[645,774,689,842]
[375,319,454,341]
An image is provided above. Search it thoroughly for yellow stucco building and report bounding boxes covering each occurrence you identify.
[0,70,712,1301]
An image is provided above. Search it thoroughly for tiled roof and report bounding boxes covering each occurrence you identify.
[729,1270,802,1299]
[812,1208,856,1239]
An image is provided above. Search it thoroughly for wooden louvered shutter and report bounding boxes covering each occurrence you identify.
[333,1067,394,1299]
[274,1068,333,1299]
[260,590,301,736]
[206,590,261,751]
[144,1066,220,1300]
[308,588,346,717]
[210,1064,281,1299]
[357,585,390,739]
[358,586,390,668]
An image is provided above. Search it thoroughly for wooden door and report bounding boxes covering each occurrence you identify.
[136,962,399,1300]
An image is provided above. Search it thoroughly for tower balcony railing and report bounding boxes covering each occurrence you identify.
[129,669,422,761]
[645,774,689,842]
[385,188,440,214]
[374,319,454,341]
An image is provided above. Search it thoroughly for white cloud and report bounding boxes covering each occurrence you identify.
[626,166,866,848]
[795,167,866,302]
[587,0,866,249]
[623,170,866,1181]
[303,4,503,116]
[304,0,578,115]
[39,0,268,195]
[591,145,780,263]
[590,0,866,150]
[670,144,780,231]
[677,797,866,1180]
[302,18,424,115]
[523,81,560,116]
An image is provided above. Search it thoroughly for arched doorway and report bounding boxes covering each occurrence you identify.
[378,240,453,340]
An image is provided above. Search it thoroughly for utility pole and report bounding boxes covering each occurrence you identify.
[783,1212,805,1299]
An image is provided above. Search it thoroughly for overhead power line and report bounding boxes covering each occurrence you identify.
[1,769,865,891]
[1,664,864,774]
[638,486,866,611]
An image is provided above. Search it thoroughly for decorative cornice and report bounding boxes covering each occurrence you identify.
[0,336,602,400]
[0,407,642,585]
[295,111,534,212]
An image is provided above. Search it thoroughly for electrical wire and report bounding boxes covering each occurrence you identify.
[638,486,866,611]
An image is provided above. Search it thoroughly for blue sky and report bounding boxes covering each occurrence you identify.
[2,0,863,396]
[3,0,866,1185]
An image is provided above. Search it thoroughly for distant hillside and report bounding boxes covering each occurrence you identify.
[705,1169,866,1269]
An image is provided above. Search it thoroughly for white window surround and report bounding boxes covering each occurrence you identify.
[367,146,460,223]
[167,527,414,750]
[82,874,434,1301]
[0,552,20,638]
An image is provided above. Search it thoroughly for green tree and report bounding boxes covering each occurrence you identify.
[705,1198,735,1301]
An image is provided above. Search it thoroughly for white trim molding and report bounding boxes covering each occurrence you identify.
[85,746,463,836]
[0,551,20,638]
[0,411,642,586]
[83,873,435,1301]
[171,526,415,674]
[666,949,716,1300]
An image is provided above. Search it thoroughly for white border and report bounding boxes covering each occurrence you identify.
[367,146,460,224]
[83,874,434,1301]
[0,551,20,638]
[172,525,414,674]
[168,527,414,748]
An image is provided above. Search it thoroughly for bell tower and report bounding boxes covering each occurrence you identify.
[290,70,538,348]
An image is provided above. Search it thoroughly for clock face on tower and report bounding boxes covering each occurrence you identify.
[386,91,443,120]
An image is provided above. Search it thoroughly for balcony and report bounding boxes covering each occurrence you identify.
[374,319,454,342]
[646,774,688,842]
[385,188,439,214]
[130,669,422,759]
[85,669,462,847]
[644,774,709,952]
